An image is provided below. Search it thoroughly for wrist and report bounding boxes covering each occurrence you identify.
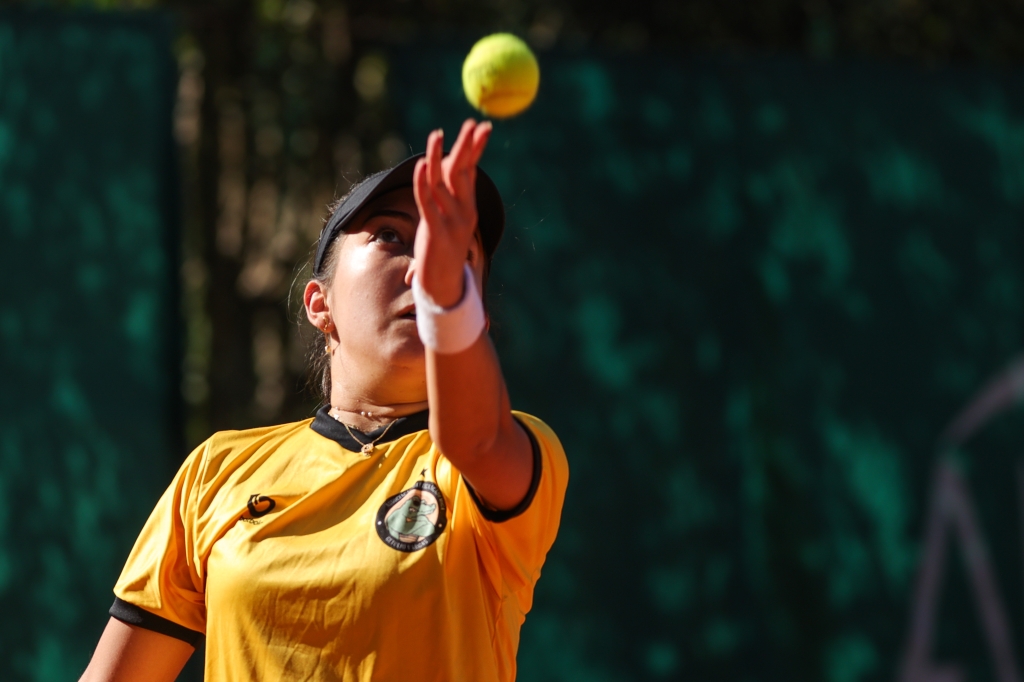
[411,263,486,354]
[417,268,465,309]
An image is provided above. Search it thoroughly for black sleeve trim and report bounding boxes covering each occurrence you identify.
[109,597,203,647]
[465,417,543,523]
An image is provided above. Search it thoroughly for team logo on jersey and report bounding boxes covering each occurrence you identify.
[239,494,277,524]
[247,494,276,517]
[375,481,447,552]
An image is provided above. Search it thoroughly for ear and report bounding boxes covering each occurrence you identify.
[304,279,332,331]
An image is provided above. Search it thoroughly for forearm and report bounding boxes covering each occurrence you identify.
[411,118,532,509]
[426,334,532,510]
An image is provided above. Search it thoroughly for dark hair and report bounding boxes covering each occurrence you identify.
[302,179,493,406]
[303,192,349,406]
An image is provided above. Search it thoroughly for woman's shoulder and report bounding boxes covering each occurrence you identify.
[510,411,568,466]
[510,410,557,438]
[207,417,315,445]
[192,417,318,471]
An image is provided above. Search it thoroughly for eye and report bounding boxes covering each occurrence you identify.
[374,228,403,245]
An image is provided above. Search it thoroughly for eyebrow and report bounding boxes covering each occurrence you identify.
[363,208,416,223]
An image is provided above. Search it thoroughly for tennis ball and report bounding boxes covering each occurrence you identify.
[462,33,540,119]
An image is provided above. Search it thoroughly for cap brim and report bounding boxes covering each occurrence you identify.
[314,154,505,276]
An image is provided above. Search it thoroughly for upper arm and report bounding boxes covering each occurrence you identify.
[446,414,570,594]
[114,442,209,633]
[80,617,194,682]
[458,413,535,511]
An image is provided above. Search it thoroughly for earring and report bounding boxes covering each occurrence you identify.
[323,320,332,354]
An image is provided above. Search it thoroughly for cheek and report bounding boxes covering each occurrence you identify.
[329,253,372,318]
[328,249,405,320]
[338,243,376,278]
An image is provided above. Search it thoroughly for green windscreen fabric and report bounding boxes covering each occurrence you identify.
[394,52,1024,681]
[0,11,178,679]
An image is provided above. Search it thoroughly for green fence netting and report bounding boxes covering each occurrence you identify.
[0,10,178,679]
[6,13,1024,680]
[393,50,1024,681]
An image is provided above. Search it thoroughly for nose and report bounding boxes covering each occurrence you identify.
[404,258,416,287]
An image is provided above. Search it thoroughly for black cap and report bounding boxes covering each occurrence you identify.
[313,153,506,277]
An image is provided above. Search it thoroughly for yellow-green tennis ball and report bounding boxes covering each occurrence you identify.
[462,33,540,119]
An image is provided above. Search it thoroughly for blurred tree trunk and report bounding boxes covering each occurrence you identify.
[192,1,256,433]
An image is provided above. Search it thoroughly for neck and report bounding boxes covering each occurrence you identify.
[326,399,428,432]
[328,352,428,432]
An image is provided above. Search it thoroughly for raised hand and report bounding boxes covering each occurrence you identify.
[412,119,492,308]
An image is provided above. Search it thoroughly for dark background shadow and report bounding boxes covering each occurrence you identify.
[5,2,1024,680]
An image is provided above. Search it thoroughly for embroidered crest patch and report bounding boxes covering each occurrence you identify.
[375,481,447,552]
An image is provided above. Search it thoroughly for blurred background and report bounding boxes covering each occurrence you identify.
[5,0,1024,680]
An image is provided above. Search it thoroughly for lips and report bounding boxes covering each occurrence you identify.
[398,305,416,320]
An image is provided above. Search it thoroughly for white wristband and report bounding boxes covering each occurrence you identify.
[411,263,486,354]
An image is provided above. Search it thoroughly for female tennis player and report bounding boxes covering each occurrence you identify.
[80,119,569,681]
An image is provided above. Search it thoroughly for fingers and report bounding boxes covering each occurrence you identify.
[467,121,492,168]
[421,129,460,217]
[446,119,477,176]
[434,119,492,172]
[413,157,444,228]
[419,119,492,235]
[426,129,444,191]
[444,119,491,208]
[418,136,462,223]
[412,157,430,217]
[445,161,475,208]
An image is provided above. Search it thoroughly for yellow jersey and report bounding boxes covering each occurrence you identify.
[110,407,568,681]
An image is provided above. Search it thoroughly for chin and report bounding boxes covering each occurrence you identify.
[379,331,427,368]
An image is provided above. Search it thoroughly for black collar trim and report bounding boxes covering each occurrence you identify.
[310,405,430,452]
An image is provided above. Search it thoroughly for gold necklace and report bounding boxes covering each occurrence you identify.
[329,409,397,455]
